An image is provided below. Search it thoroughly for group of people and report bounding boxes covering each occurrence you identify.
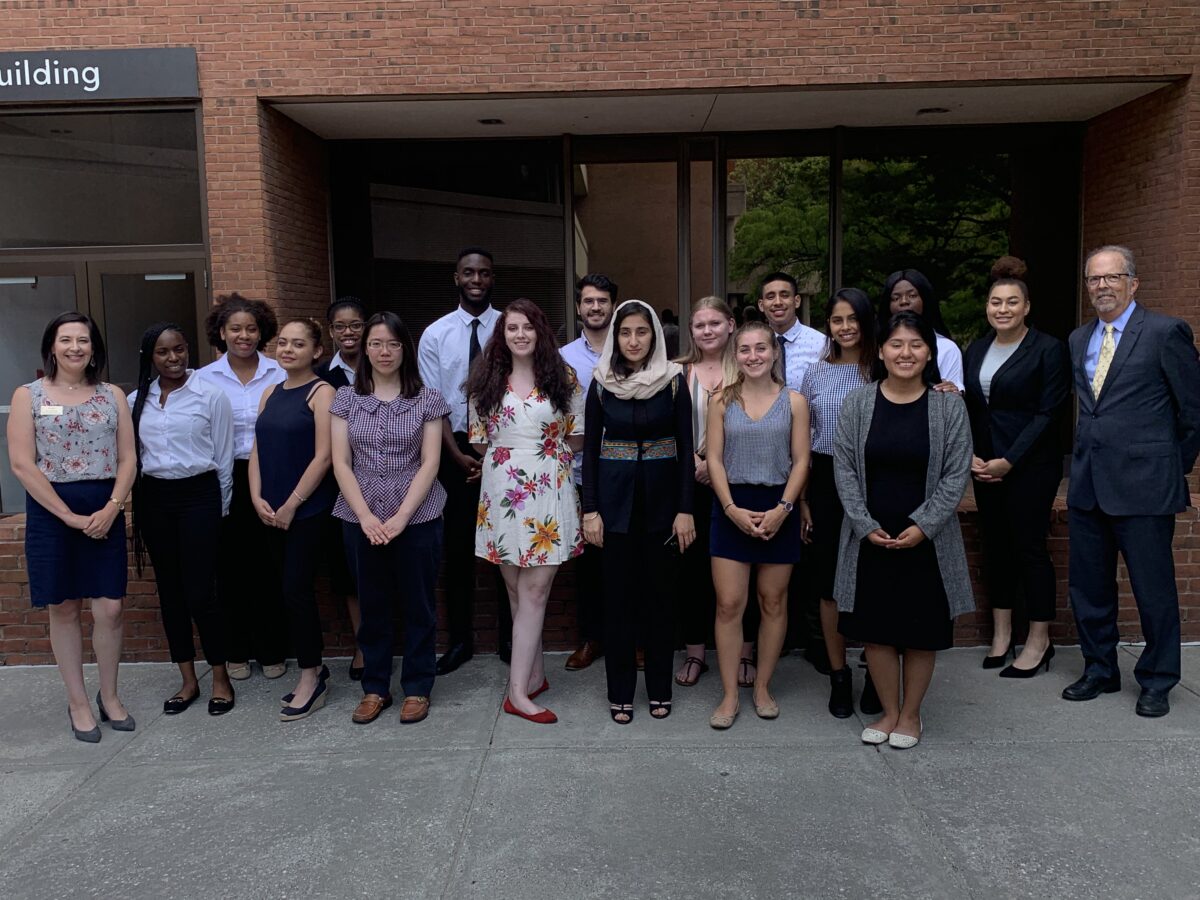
[8,243,1198,748]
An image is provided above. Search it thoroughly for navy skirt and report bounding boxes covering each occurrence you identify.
[710,483,802,565]
[26,479,128,607]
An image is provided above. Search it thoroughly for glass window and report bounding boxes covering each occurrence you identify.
[0,110,203,248]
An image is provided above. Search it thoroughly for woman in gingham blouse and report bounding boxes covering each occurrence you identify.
[330,312,450,726]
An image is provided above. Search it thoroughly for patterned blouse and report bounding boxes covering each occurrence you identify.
[26,380,120,483]
[330,386,450,525]
[800,359,869,456]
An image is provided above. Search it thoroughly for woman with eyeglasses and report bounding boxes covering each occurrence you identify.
[317,296,367,679]
[331,313,450,726]
[964,257,1070,677]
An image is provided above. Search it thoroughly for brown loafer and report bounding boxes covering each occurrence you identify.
[399,695,430,724]
[351,693,392,724]
[565,641,603,671]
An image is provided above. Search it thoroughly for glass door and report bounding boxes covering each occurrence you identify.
[0,262,87,513]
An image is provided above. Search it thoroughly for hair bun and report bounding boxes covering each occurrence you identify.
[990,255,1027,282]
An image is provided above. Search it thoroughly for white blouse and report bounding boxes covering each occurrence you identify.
[196,352,285,460]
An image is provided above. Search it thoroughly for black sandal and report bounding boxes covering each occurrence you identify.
[649,700,672,720]
[674,656,709,687]
[738,657,757,688]
[609,703,633,725]
[162,689,200,715]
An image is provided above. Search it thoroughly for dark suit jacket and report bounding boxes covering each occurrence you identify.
[1068,304,1200,515]
[964,327,1070,470]
[315,359,351,390]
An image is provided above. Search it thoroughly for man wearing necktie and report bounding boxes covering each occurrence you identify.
[417,247,512,674]
[1064,245,1200,717]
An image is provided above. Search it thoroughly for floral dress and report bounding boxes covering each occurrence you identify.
[470,378,585,567]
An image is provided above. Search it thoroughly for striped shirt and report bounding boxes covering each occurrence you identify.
[800,359,869,456]
[330,386,450,525]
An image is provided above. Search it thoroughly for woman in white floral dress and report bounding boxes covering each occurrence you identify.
[468,299,584,724]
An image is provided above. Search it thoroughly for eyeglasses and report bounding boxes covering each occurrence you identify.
[366,340,403,353]
[331,321,365,333]
[1085,273,1130,288]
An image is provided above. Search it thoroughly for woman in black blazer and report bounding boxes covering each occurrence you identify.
[964,257,1071,677]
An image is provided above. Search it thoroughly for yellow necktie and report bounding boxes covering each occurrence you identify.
[1091,323,1115,397]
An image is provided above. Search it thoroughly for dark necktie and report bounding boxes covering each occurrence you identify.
[776,333,787,374]
[469,319,482,365]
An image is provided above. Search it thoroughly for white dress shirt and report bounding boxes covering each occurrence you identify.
[328,351,357,386]
[1084,300,1137,382]
[936,333,965,391]
[130,371,236,514]
[196,352,286,459]
[559,333,604,484]
[417,305,501,433]
[776,318,828,392]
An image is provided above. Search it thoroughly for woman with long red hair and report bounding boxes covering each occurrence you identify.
[467,299,585,724]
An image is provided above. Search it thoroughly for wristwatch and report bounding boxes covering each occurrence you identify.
[777,499,794,513]
[108,496,126,512]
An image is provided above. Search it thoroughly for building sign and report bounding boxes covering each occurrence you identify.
[0,47,199,103]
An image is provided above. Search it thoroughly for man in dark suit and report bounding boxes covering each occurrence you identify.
[1063,245,1200,717]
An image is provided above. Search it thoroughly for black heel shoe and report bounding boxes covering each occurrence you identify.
[95,691,136,732]
[1000,643,1055,679]
[282,665,331,704]
[982,641,1014,669]
[68,707,101,743]
[280,680,328,721]
[609,703,633,725]
[648,700,672,720]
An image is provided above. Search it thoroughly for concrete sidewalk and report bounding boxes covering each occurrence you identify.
[1,645,1199,899]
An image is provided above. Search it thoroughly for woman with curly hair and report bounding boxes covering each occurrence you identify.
[467,299,585,724]
[197,293,287,682]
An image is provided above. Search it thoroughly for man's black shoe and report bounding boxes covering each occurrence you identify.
[498,640,512,665]
[1061,673,1121,701]
[1135,687,1170,718]
[436,642,474,675]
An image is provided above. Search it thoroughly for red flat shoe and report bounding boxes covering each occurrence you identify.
[529,678,549,700]
[502,696,557,724]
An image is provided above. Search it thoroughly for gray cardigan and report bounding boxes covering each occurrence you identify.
[831,384,975,618]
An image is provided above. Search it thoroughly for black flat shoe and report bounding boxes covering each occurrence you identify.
[1061,672,1121,701]
[163,689,201,715]
[828,667,853,718]
[1136,687,1170,718]
[1000,644,1054,679]
[982,641,1014,669]
[348,664,364,682]
[208,687,236,716]
[96,691,136,732]
[282,665,331,704]
[68,707,100,743]
[436,642,473,675]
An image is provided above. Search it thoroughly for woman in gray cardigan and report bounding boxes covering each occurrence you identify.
[833,312,974,750]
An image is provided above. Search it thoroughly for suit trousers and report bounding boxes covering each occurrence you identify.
[1068,506,1180,692]
[138,472,226,666]
[218,460,288,665]
[439,432,512,647]
[974,460,1062,622]
[349,517,442,699]
[603,528,676,705]
[265,513,326,669]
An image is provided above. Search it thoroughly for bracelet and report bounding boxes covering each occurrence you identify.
[292,490,308,504]
[723,502,735,511]
[583,512,599,521]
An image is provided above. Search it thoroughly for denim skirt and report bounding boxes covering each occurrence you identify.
[26,479,127,606]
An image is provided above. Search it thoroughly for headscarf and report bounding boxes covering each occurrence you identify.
[593,299,683,401]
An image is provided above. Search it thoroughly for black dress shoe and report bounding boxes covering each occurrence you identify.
[163,689,201,715]
[1135,688,1170,718]
[1061,673,1121,701]
[828,667,853,719]
[436,642,473,675]
[498,640,512,665]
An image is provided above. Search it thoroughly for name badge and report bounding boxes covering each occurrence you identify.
[39,405,64,416]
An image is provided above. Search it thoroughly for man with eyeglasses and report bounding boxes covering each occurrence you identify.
[317,296,367,389]
[1063,245,1200,718]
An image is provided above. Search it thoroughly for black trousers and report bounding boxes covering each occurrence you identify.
[603,528,676,705]
[573,529,604,643]
[439,432,512,648]
[975,460,1062,622]
[265,513,326,669]
[1068,506,1180,692]
[349,517,442,698]
[138,472,225,666]
[218,460,287,665]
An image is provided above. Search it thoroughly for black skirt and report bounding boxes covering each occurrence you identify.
[710,483,802,565]
[26,479,127,607]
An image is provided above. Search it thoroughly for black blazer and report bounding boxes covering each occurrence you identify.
[964,327,1070,470]
[316,359,351,390]
[1067,304,1200,516]
[581,374,695,534]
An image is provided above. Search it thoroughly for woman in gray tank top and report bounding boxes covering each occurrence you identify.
[705,321,811,729]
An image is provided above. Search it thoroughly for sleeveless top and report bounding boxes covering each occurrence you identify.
[26,380,119,483]
[722,387,792,485]
[254,379,337,521]
[687,365,721,459]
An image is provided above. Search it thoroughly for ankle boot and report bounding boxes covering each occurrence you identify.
[828,667,853,718]
[859,671,883,716]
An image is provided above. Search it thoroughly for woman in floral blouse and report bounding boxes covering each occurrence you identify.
[467,299,584,725]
